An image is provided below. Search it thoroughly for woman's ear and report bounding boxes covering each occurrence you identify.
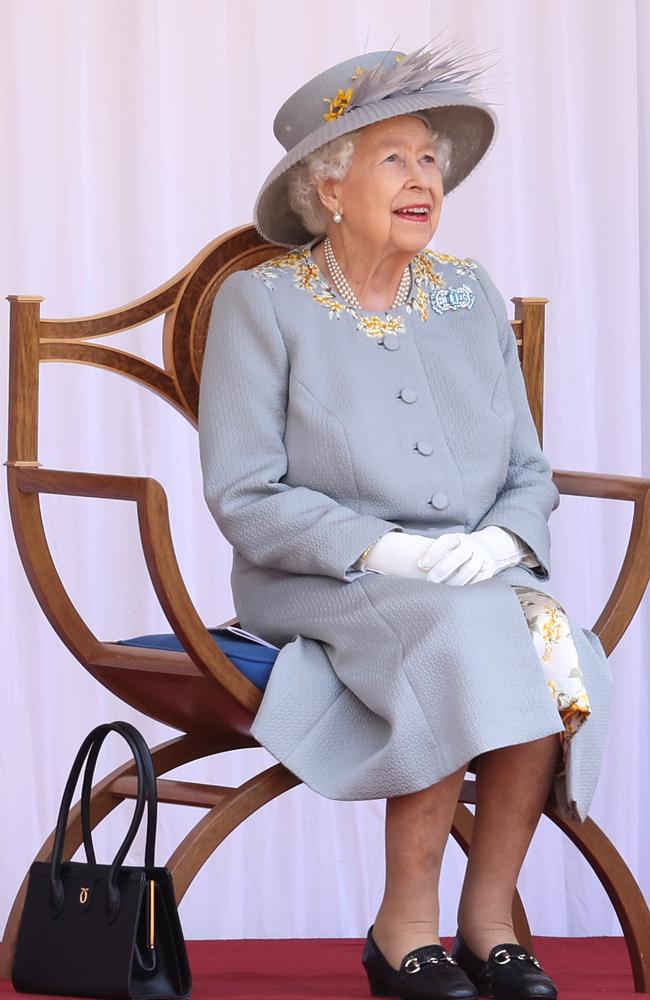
[314,175,341,216]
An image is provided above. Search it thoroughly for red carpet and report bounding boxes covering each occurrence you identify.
[0,937,638,998]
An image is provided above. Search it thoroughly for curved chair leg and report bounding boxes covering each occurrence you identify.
[544,802,650,992]
[0,732,239,980]
[166,763,301,901]
[451,800,534,954]
[7,749,646,993]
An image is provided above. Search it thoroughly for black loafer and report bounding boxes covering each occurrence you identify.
[450,931,558,999]
[362,925,479,999]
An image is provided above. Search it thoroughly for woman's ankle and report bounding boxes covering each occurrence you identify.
[371,913,441,971]
[456,913,519,963]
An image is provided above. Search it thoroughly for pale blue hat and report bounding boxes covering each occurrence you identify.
[254,39,499,247]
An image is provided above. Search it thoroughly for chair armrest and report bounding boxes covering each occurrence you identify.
[552,468,650,655]
[7,466,257,708]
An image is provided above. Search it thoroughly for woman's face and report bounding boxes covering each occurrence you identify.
[321,114,444,254]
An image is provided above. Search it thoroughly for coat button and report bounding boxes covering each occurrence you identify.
[399,387,417,404]
[382,336,400,351]
[430,492,449,509]
[415,439,433,456]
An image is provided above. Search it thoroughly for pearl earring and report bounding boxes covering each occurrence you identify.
[332,211,343,223]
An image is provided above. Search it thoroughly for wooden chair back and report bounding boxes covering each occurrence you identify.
[8,226,548,436]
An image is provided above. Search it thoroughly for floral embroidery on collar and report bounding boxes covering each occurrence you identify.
[428,252,479,282]
[251,245,477,338]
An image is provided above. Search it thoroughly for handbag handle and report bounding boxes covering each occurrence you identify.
[80,721,157,869]
[49,721,158,919]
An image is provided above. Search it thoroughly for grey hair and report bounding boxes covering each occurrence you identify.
[286,116,453,237]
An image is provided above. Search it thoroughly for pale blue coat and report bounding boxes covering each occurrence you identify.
[198,243,613,823]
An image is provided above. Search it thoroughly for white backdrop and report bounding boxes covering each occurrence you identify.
[1,0,649,941]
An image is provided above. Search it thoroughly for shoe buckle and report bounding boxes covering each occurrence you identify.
[516,952,542,969]
[404,951,457,974]
[493,948,542,970]
[404,956,437,974]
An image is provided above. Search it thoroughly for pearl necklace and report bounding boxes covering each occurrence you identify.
[323,237,411,312]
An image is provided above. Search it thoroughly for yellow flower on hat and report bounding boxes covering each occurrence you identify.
[322,87,354,122]
[323,66,367,121]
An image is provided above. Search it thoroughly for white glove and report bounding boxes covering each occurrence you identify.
[355,531,436,580]
[417,526,539,585]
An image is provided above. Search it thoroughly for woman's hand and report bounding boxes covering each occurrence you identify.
[417,526,535,585]
[361,531,439,580]
[360,526,536,583]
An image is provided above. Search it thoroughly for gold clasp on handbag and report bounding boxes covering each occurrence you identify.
[79,887,89,904]
[149,880,155,949]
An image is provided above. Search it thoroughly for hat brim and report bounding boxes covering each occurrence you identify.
[253,91,498,248]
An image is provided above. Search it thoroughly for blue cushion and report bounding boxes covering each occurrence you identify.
[116,628,279,690]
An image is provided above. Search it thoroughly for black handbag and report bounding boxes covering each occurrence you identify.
[12,720,192,999]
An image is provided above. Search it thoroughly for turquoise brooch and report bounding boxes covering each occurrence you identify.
[430,284,475,314]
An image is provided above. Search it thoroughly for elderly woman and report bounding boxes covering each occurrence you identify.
[198,43,613,1000]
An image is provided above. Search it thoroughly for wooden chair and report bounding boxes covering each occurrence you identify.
[3,224,650,989]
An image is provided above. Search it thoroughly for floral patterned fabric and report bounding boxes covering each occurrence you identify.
[251,244,479,339]
[512,585,591,775]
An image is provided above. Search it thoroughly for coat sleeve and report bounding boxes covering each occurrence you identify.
[198,269,404,582]
[471,261,560,581]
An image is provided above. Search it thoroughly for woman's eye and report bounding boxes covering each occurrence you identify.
[383,153,437,164]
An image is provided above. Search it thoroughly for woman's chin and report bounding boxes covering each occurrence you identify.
[390,225,435,252]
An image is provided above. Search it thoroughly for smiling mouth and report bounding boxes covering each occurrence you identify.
[393,207,431,222]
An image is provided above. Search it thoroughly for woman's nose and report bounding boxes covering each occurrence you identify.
[405,158,430,187]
